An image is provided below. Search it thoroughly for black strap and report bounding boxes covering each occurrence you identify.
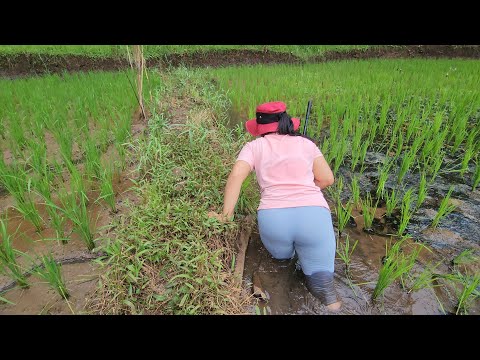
[256,111,285,124]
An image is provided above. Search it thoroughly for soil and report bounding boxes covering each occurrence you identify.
[1,46,479,78]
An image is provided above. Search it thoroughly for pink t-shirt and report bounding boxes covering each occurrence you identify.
[237,134,330,211]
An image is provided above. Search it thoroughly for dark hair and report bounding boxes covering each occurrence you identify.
[262,112,316,143]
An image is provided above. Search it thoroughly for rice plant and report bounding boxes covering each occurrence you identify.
[398,188,415,236]
[45,203,67,244]
[336,234,358,277]
[349,175,361,209]
[472,161,480,191]
[429,151,445,184]
[407,259,443,293]
[455,272,480,315]
[97,165,117,213]
[397,149,416,185]
[372,238,423,301]
[361,193,377,231]
[0,295,14,305]
[84,138,102,180]
[439,271,480,315]
[385,189,399,218]
[416,172,428,210]
[336,200,353,235]
[32,252,70,300]
[459,147,474,178]
[0,168,44,232]
[45,189,96,251]
[431,186,456,228]
[452,249,478,266]
[0,218,29,289]
[376,159,393,199]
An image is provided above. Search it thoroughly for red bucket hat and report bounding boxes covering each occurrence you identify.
[245,101,300,137]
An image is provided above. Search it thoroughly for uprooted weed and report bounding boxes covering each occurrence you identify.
[90,68,257,314]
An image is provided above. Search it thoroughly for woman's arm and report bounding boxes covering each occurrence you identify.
[313,155,335,189]
[222,160,252,219]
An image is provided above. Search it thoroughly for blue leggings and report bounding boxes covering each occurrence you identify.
[257,206,336,276]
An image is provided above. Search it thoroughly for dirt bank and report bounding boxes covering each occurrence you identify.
[1,46,479,78]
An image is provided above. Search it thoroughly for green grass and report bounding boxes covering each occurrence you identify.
[93,68,256,314]
[0,45,377,60]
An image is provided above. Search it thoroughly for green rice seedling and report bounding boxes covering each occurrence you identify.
[440,270,480,315]
[367,121,379,146]
[32,252,70,300]
[407,259,443,293]
[327,176,344,205]
[53,125,73,163]
[394,131,404,159]
[361,193,377,231]
[376,159,393,199]
[336,234,358,277]
[0,295,14,305]
[406,116,421,144]
[45,189,96,251]
[66,190,96,251]
[358,141,369,173]
[455,272,480,315]
[378,97,391,135]
[349,175,361,209]
[472,161,480,191]
[429,151,445,184]
[63,156,87,197]
[0,169,44,232]
[410,131,425,158]
[397,150,416,185]
[26,138,47,176]
[459,146,474,178]
[0,218,29,289]
[452,249,478,266]
[46,203,67,244]
[84,138,102,180]
[398,188,415,236]
[385,189,399,217]
[415,172,428,210]
[431,186,456,228]
[372,238,423,301]
[97,165,117,213]
[7,116,27,153]
[336,200,353,235]
[431,129,449,161]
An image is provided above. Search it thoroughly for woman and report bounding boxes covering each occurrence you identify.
[216,101,341,311]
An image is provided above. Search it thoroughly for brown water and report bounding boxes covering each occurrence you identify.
[0,112,146,313]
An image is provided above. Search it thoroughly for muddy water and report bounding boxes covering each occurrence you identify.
[242,165,480,315]
[244,227,479,315]
[0,112,146,314]
[0,262,100,314]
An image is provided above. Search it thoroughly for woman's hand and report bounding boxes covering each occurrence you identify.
[208,211,231,223]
